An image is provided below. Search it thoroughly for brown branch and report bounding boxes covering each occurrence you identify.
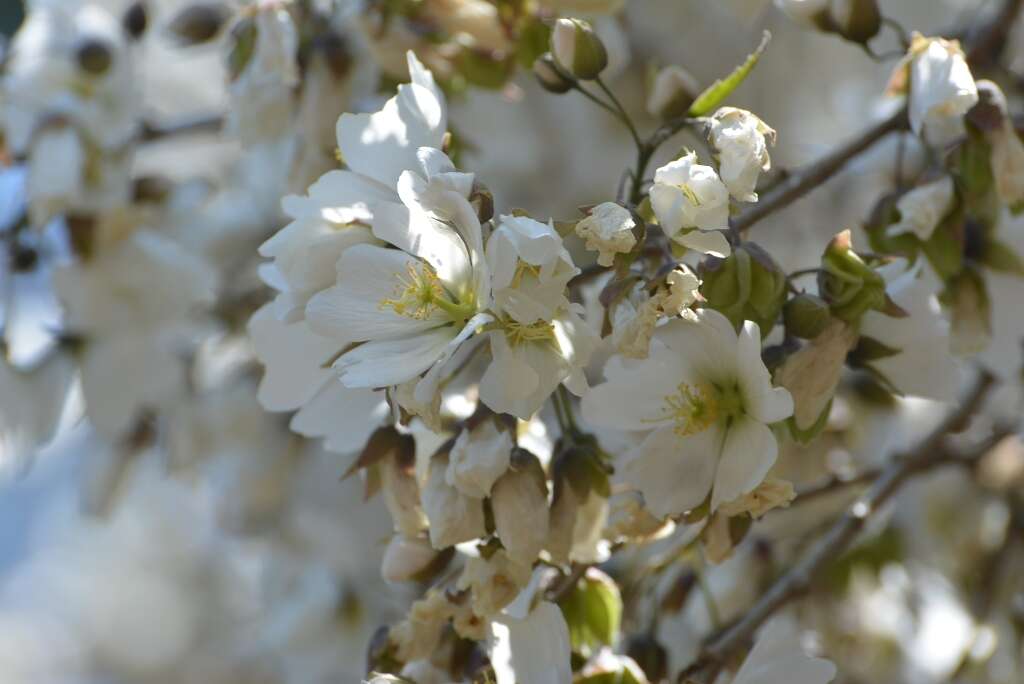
[730,108,908,234]
[677,370,1002,682]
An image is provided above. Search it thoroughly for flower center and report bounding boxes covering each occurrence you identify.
[654,380,743,437]
[510,260,542,289]
[501,317,557,347]
[380,260,475,323]
[678,183,702,207]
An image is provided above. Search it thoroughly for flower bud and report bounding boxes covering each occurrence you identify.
[575,202,636,267]
[76,39,113,75]
[699,242,787,332]
[379,438,429,538]
[167,2,231,46]
[445,419,512,499]
[819,230,887,323]
[551,18,607,81]
[647,65,700,120]
[422,453,487,549]
[491,448,550,565]
[831,0,881,43]
[975,81,1024,212]
[533,53,575,93]
[381,534,441,583]
[456,549,532,617]
[783,293,831,339]
[774,319,859,432]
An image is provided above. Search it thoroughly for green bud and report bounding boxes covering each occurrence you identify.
[831,0,882,44]
[533,52,575,94]
[227,17,258,82]
[819,230,887,323]
[551,18,607,81]
[700,242,786,333]
[783,293,831,339]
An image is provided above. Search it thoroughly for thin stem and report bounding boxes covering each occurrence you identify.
[571,83,623,121]
[595,76,643,149]
[557,385,580,434]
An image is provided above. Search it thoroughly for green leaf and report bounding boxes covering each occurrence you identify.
[688,31,770,116]
[558,568,623,655]
[981,239,1024,276]
[516,18,551,69]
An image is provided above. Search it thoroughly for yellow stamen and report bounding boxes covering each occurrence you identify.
[679,183,702,207]
[502,318,557,347]
[657,381,719,437]
[379,261,445,320]
[510,260,542,289]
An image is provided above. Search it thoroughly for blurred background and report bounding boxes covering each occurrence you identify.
[0,0,1022,683]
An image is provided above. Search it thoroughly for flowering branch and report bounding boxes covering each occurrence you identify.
[677,369,1004,683]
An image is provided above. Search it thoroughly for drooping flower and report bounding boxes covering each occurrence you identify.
[650,152,732,257]
[581,309,793,518]
[891,33,978,147]
[888,175,955,241]
[708,107,776,202]
[446,419,514,499]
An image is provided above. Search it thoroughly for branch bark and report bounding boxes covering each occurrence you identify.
[678,370,1003,682]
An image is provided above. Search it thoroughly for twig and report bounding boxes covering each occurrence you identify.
[730,108,908,234]
[678,370,1002,682]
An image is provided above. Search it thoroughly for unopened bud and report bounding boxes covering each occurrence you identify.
[647,65,700,120]
[76,39,112,75]
[551,18,607,81]
[122,2,149,41]
[167,2,231,46]
[831,0,881,44]
[783,293,831,339]
[819,230,887,323]
[533,52,574,94]
[700,242,786,332]
[491,449,550,565]
[381,534,441,583]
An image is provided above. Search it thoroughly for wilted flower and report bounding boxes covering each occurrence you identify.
[575,202,637,267]
[491,449,550,564]
[446,419,514,499]
[422,452,487,548]
[381,535,440,583]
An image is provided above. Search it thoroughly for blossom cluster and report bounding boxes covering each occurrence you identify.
[0,0,1022,683]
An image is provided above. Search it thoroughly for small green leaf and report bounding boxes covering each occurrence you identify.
[849,336,901,364]
[558,568,623,655]
[981,239,1024,276]
[688,31,770,116]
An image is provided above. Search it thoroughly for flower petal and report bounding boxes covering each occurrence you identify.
[624,424,722,518]
[737,320,793,424]
[711,416,778,511]
[335,327,456,388]
[290,380,389,454]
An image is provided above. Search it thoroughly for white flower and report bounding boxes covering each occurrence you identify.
[3,3,138,154]
[648,65,700,119]
[490,601,572,684]
[888,175,955,241]
[581,309,793,518]
[446,420,514,498]
[53,231,217,438]
[650,153,732,257]
[480,215,598,419]
[575,202,637,267]
[457,549,532,618]
[381,535,439,583]
[491,453,550,564]
[718,477,795,518]
[897,34,978,147]
[258,181,379,322]
[422,452,487,548]
[248,305,389,454]
[709,107,776,202]
[227,3,300,144]
[0,352,74,479]
[610,284,665,359]
[860,262,960,400]
[732,619,837,684]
